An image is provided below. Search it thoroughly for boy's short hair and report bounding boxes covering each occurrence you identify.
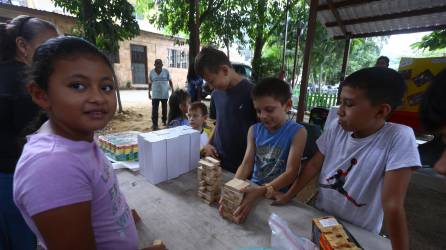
[342,67,406,111]
[376,56,389,65]
[194,46,232,77]
[189,101,208,116]
[420,69,446,132]
[252,77,291,104]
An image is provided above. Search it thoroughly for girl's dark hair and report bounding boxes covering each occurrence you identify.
[168,89,190,123]
[0,15,56,62]
[420,69,446,132]
[30,35,116,90]
[23,36,116,137]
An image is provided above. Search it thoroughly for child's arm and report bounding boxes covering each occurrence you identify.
[32,201,96,250]
[219,126,256,222]
[203,124,219,158]
[264,128,307,192]
[433,150,446,175]
[272,150,325,205]
[234,126,256,179]
[231,127,306,223]
[382,167,412,250]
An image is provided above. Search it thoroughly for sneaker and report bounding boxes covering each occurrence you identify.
[152,125,159,131]
[162,121,167,126]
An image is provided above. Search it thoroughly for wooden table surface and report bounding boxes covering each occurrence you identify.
[117,169,390,250]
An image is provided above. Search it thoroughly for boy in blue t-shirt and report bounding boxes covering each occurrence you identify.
[218,77,307,224]
[274,67,421,250]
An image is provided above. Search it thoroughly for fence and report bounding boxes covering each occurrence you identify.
[292,92,338,111]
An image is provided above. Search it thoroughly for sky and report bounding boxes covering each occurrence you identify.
[379,32,431,69]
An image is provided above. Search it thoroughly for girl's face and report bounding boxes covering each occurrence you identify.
[17,28,58,64]
[180,97,191,115]
[35,54,117,141]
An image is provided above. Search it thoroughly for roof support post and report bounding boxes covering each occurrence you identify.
[337,37,351,104]
[296,0,318,122]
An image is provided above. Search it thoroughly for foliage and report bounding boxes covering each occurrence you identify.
[411,30,446,51]
[148,0,247,63]
[52,0,140,113]
[52,0,140,54]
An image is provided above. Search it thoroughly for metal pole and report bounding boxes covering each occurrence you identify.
[296,0,318,122]
[337,37,351,104]
[281,0,290,70]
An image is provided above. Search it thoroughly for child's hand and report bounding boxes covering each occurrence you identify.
[233,187,264,224]
[271,191,292,206]
[203,144,219,158]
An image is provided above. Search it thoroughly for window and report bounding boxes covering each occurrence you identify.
[167,49,188,69]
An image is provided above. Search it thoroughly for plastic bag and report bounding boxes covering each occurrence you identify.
[269,213,317,250]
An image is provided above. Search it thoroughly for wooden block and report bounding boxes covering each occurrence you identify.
[224,178,250,192]
[204,156,220,165]
[198,159,216,169]
[198,190,220,201]
[153,239,164,246]
[221,198,239,211]
[200,197,213,205]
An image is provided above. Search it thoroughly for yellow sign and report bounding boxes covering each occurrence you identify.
[398,57,446,113]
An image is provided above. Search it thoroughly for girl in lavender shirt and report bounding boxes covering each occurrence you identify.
[13,36,165,250]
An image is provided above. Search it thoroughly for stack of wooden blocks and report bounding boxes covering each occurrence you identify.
[197,157,222,204]
[220,178,250,222]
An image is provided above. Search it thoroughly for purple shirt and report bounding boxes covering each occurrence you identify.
[13,133,138,250]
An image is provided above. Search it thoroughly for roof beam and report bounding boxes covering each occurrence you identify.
[318,0,381,11]
[326,0,348,36]
[333,24,446,40]
[326,5,446,27]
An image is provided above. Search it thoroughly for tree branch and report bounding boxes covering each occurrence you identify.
[265,0,300,40]
[199,0,224,24]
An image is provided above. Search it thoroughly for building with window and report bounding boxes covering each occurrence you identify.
[0,2,189,88]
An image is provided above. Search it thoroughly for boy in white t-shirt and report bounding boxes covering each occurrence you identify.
[188,102,212,153]
[274,67,421,250]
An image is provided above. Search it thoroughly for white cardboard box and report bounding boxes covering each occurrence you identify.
[137,133,167,184]
[138,126,200,184]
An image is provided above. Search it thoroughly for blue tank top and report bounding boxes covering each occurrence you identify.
[251,120,303,186]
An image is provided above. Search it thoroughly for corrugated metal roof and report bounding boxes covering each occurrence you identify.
[316,0,446,39]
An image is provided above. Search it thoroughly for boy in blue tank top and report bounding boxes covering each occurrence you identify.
[218,77,307,224]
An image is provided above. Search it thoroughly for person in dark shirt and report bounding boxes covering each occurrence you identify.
[0,15,57,250]
[195,47,257,173]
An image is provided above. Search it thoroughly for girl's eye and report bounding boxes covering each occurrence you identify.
[69,82,86,91]
[102,84,115,92]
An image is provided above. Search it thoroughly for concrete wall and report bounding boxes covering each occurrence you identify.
[0,4,188,89]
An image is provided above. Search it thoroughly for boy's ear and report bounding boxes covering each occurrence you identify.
[220,65,230,76]
[27,82,50,111]
[15,37,29,59]
[376,103,391,119]
[285,99,292,111]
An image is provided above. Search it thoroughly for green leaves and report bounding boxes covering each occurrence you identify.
[411,30,446,51]
[52,0,140,53]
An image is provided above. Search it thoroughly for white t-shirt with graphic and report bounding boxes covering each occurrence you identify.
[315,122,421,234]
[149,68,171,99]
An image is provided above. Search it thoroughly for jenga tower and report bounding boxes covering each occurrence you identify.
[221,178,250,222]
[197,157,222,204]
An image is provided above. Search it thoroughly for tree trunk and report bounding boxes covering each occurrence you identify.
[80,0,95,43]
[188,0,200,66]
[251,37,265,81]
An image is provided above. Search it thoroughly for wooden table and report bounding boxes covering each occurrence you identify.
[117,169,390,250]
